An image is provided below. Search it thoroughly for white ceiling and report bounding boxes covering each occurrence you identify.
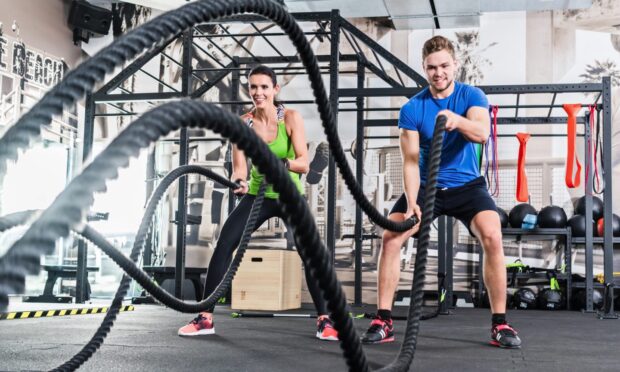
[120,0,593,30]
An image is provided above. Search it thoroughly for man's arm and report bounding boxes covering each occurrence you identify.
[438,106,490,144]
[400,128,422,221]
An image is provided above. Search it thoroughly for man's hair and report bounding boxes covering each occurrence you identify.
[422,35,456,60]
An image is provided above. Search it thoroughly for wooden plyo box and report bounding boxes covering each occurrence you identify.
[232,248,302,311]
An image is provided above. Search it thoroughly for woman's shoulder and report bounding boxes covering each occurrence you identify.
[240,111,254,126]
[240,110,253,120]
[283,107,301,121]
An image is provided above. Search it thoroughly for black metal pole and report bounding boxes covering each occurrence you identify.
[229,57,241,215]
[174,30,193,299]
[354,58,364,305]
[143,149,156,267]
[76,93,95,303]
[600,76,617,318]
[326,10,340,264]
[584,110,594,312]
[446,216,454,310]
[438,215,447,313]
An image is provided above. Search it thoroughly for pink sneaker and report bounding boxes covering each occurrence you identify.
[178,314,214,336]
[316,315,339,341]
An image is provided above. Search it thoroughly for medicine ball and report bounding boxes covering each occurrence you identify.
[512,288,537,310]
[596,214,620,237]
[509,204,537,228]
[537,288,563,310]
[537,205,567,228]
[497,207,509,228]
[574,195,604,221]
[567,214,595,237]
[572,288,604,311]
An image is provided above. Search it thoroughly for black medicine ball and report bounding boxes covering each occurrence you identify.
[512,288,537,310]
[574,195,604,221]
[572,288,604,311]
[537,205,567,228]
[509,204,537,228]
[537,288,563,310]
[567,214,595,237]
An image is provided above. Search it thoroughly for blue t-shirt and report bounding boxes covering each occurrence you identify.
[398,81,488,188]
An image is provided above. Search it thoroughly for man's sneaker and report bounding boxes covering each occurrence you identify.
[491,323,521,348]
[178,314,214,336]
[361,317,394,344]
[316,315,339,341]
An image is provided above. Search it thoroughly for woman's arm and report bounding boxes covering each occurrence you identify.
[284,109,309,174]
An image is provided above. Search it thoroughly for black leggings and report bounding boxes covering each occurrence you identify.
[202,194,327,315]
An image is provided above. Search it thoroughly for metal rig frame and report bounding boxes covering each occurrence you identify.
[79,10,615,318]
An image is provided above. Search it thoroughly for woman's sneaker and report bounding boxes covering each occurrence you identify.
[316,315,339,341]
[490,323,521,348]
[361,316,394,344]
[178,314,214,336]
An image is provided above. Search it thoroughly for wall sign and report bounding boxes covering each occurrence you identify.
[0,35,67,87]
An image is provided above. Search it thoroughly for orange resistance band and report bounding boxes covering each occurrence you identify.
[563,103,582,188]
[516,132,531,202]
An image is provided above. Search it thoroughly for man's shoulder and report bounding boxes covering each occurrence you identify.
[455,81,485,96]
[404,87,431,108]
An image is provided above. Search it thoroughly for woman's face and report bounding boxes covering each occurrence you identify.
[248,73,279,109]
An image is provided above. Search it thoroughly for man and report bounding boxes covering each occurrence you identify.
[361,35,521,349]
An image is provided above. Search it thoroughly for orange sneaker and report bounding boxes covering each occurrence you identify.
[316,315,338,341]
[178,313,214,336]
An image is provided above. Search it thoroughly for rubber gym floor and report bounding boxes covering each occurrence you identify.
[1,301,619,372]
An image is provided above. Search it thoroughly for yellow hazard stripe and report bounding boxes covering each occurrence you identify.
[0,305,135,321]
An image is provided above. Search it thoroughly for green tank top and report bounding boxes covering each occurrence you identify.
[246,106,305,199]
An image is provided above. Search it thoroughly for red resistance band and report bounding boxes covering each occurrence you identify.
[563,103,582,189]
[585,105,602,193]
[516,132,530,202]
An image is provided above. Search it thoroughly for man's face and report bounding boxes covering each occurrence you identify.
[423,49,457,93]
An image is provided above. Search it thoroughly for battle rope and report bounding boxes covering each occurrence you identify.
[0,101,367,371]
[0,0,417,234]
[376,115,447,372]
[0,1,449,370]
[53,166,264,371]
[0,167,264,371]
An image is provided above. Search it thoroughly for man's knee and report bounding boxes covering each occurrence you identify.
[382,230,406,255]
[478,228,503,254]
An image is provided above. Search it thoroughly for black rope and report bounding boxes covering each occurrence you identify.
[0,0,416,234]
[0,210,38,232]
[1,104,446,372]
[53,165,261,371]
[376,115,446,372]
[0,166,264,371]
[0,101,367,371]
[0,1,450,370]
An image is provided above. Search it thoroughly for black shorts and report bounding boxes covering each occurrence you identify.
[390,176,497,235]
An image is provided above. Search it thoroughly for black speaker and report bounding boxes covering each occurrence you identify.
[68,0,112,43]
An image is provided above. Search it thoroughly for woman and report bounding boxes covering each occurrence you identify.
[178,65,337,341]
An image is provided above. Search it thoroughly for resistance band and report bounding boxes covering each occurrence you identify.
[594,105,604,193]
[515,132,530,202]
[563,103,582,188]
[584,105,596,195]
[484,105,499,197]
